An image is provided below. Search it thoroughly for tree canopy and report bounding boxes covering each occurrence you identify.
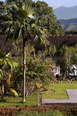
[32,1,64,35]
[0,0,64,36]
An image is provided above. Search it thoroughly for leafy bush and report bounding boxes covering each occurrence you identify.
[12,57,55,95]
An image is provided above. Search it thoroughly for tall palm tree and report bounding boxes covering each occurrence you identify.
[1,0,49,102]
[1,1,35,102]
[11,2,35,102]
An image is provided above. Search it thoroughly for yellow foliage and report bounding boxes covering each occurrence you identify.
[6,73,12,87]
[10,88,18,97]
[35,83,41,89]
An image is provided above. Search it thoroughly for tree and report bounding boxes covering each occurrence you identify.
[1,0,35,102]
[1,0,49,102]
[65,30,77,35]
[48,44,56,57]
[57,45,74,80]
[32,1,64,35]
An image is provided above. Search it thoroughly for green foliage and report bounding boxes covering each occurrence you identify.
[32,24,49,47]
[26,57,54,85]
[57,45,77,79]
[0,51,18,100]
[14,57,54,85]
[48,45,56,56]
[12,56,54,96]
[1,0,64,36]
[65,30,77,35]
[32,1,64,35]
[0,0,35,40]
[16,110,63,116]
[0,52,18,74]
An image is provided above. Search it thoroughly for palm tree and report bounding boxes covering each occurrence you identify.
[12,2,35,102]
[1,1,34,102]
[1,0,49,102]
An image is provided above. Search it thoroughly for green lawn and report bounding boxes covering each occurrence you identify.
[42,82,77,99]
[0,92,39,106]
[0,82,77,106]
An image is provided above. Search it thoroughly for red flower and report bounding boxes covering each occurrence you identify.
[42,109,45,112]
[58,105,60,109]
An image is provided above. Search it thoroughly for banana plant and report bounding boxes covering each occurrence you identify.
[0,51,18,100]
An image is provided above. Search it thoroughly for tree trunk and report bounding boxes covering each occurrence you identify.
[22,38,26,102]
[1,78,4,101]
[63,71,66,81]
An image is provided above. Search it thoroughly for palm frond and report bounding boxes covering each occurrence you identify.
[11,2,18,10]
[18,28,22,39]
[0,69,3,78]
[10,88,18,96]
[32,24,49,46]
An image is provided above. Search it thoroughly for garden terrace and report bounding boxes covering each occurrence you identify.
[47,36,77,48]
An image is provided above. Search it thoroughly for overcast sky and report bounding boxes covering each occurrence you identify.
[1,0,77,9]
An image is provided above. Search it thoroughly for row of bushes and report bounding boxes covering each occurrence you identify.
[0,105,77,116]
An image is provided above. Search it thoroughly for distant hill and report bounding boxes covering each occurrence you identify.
[54,6,77,20]
[58,18,77,31]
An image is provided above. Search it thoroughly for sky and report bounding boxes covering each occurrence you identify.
[1,0,77,9]
[33,0,77,9]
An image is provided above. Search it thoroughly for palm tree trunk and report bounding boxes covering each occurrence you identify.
[22,38,26,102]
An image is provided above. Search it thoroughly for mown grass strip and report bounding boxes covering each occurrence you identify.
[42,82,77,99]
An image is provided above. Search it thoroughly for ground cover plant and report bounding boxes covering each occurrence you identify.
[16,110,63,116]
[42,81,77,99]
[0,105,77,116]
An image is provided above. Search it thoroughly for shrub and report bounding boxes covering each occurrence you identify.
[12,57,55,96]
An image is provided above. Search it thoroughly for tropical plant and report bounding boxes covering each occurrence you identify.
[32,1,64,35]
[1,0,49,102]
[48,45,56,57]
[0,50,18,100]
[57,45,75,80]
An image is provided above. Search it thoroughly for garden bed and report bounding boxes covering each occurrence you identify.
[0,105,77,116]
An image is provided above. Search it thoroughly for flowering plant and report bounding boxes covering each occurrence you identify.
[26,57,54,86]
[12,57,55,96]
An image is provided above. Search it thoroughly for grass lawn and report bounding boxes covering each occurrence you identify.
[0,92,39,106]
[0,81,77,106]
[42,81,77,99]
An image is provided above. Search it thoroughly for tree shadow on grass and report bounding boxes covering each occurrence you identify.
[0,99,8,103]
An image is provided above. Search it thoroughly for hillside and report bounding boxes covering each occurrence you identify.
[54,6,77,20]
[58,18,77,31]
